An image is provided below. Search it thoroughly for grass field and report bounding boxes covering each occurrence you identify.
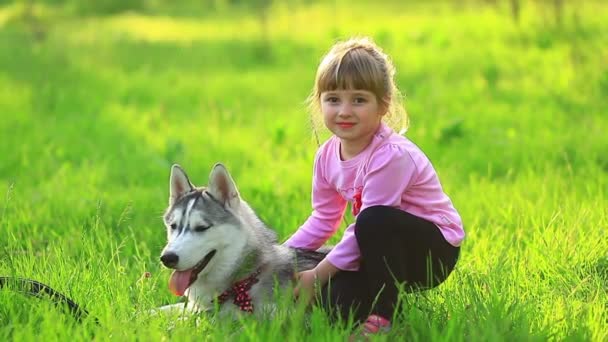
[1,1,607,340]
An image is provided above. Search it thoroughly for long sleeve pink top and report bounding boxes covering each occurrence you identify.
[284,123,464,271]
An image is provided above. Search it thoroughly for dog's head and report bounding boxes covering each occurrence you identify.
[160,163,248,296]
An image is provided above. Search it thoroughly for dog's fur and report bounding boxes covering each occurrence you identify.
[157,163,327,317]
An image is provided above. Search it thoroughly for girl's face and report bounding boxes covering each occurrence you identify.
[320,89,386,145]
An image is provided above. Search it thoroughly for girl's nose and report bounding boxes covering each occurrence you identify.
[338,103,353,117]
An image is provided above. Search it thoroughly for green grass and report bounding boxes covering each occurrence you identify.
[1,1,607,341]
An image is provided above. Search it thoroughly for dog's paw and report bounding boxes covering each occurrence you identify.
[150,303,191,316]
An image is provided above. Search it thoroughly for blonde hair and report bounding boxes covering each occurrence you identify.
[307,37,408,141]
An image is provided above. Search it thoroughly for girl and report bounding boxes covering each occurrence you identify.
[284,37,464,336]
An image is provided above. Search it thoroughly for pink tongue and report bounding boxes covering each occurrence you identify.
[169,269,194,296]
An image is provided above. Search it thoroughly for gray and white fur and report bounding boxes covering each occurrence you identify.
[157,163,328,317]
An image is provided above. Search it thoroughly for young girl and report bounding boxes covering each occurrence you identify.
[284,37,464,336]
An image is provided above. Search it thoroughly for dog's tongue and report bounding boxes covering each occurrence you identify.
[169,270,193,296]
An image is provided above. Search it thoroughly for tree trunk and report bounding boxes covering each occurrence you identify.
[510,0,520,24]
[553,0,564,26]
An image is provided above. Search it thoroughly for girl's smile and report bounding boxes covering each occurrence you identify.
[336,122,356,129]
[321,89,386,159]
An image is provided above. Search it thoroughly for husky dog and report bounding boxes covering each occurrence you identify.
[158,163,327,316]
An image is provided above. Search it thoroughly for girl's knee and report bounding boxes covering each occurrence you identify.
[355,205,396,238]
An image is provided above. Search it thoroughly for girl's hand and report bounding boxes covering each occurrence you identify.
[293,259,340,305]
[293,269,318,305]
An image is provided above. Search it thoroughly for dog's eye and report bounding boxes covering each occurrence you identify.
[170,223,177,230]
[193,224,212,232]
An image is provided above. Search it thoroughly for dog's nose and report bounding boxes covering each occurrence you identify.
[160,253,179,267]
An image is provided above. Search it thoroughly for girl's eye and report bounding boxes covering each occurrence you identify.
[325,97,339,103]
[170,223,177,230]
[354,97,367,104]
[194,224,212,232]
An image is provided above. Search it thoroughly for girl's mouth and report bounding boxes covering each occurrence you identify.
[337,123,355,129]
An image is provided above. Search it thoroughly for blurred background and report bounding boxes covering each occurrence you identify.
[1,0,607,340]
[1,0,607,267]
[1,0,606,256]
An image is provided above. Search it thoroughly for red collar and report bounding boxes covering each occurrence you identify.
[215,268,262,313]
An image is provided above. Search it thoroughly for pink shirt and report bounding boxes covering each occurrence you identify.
[284,123,464,271]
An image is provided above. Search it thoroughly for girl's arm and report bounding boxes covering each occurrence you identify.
[284,149,347,249]
[294,258,339,303]
[313,258,340,284]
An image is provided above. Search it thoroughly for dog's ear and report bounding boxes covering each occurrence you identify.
[208,163,240,208]
[169,164,194,205]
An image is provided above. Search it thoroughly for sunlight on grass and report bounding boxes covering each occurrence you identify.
[0,6,15,26]
[0,76,31,118]
[1,0,607,341]
[105,13,261,43]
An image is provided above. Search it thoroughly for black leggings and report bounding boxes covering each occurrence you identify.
[319,205,460,322]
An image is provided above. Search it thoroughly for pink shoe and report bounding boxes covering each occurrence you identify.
[350,315,391,341]
[362,314,391,334]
